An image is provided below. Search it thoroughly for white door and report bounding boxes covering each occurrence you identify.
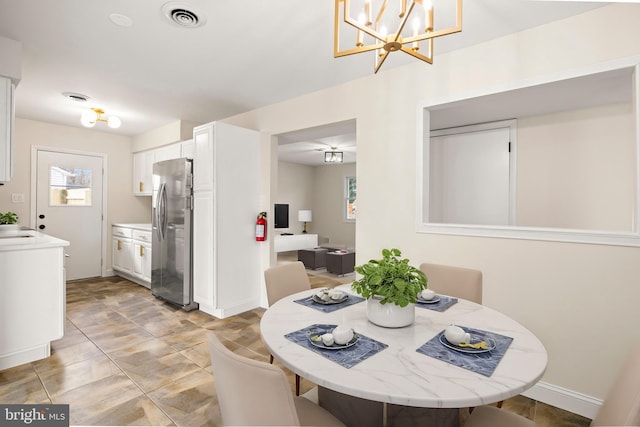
[36,149,103,280]
[429,125,511,226]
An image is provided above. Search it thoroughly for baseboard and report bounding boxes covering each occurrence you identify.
[522,381,602,419]
[0,343,51,371]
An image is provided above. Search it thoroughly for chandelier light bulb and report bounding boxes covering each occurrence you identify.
[107,115,122,129]
[80,109,98,127]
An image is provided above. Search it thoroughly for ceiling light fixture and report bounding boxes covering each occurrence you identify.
[109,13,133,28]
[80,108,122,129]
[324,150,344,163]
[334,0,463,73]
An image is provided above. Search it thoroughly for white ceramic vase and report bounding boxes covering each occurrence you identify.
[366,296,415,328]
[0,223,20,233]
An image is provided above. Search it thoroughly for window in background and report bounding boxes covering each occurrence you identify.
[49,165,92,206]
[345,176,356,221]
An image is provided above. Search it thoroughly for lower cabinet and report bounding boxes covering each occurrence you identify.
[112,224,152,288]
[112,231,133,274]
[132,230,152,287]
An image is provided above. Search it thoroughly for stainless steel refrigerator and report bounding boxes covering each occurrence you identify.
[151,158,198,311]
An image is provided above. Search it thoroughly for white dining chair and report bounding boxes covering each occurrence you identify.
[419,262,491,409]
[207,331,345,427]
[464,345,640,427]
[264,261,312,306]
[419,262,483,304]
[264,261,312,395]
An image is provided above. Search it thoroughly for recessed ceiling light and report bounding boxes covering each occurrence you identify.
[109,13,133,28]
[62,92,90,102]
[162,2,206,28]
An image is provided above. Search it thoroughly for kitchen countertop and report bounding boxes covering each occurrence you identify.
[0,228,69,252]
[112,223,152,231]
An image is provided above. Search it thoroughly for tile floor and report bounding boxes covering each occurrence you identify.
[0,275,591,426]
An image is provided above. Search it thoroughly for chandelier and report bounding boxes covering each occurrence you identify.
[80,107,122,129]
[334,0,463,73]
[324,151,344,163]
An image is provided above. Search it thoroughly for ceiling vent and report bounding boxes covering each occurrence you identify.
[62,92,90,102]
[162,2,206,28]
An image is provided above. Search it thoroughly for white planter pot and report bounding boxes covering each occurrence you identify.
[366,296,415,328]
[0,223,20,233]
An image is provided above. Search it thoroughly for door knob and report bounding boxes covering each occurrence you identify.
[39,224,45,229]
[39,214,45,219]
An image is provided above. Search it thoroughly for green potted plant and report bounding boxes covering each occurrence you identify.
[352,248,427,328]
[0,211,19,231]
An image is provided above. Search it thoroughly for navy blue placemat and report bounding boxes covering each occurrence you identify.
[294,293,365,313]
[285,324,388,369]
[415,295,458,312]
[416,326,513,377]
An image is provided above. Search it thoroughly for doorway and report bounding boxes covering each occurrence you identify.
[274,119,357,264]
[32,147,105,281]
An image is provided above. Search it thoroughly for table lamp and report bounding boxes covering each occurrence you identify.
[298,210,312,234]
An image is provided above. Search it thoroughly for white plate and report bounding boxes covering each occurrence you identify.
[312,293,348,305]
[417,295,441,304]
[438,333,497,354]
[309,333,359,350]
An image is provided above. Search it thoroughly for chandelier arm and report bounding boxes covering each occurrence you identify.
[335,43,385,57]
[374,50,391,74]
[374,0,389,33]
[399,45,433,64]
[334,0,341,55]
[344,15,386,43]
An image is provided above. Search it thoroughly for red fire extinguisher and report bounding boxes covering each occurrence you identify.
[256,212,267,241]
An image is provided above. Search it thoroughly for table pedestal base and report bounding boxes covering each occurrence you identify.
[318,387,460,427]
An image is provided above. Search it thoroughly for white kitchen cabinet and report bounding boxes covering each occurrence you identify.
[0,76,15,183]
[132,142,183,196]
[112,227,133,274]
[132,229,152,286]
[0,231,68,370]
[154,143,181,163]
[133,150,154,195]
[192,122,262,318]
[181,138,194,158]
[274,234,318,252]
[112,224,152,288]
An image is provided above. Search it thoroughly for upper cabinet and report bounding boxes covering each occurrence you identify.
[132,142,183,196]
[0,37,21,184]
[0,76,15,183]
[133,150,154,195]
[181,139,194,158]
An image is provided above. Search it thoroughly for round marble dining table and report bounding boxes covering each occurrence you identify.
[260,284,547,421]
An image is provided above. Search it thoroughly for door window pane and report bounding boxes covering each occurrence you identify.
[49,166,92,206]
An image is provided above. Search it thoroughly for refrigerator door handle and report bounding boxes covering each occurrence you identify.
[154,182,162,240]
[160,183,168,241]
[156,182,167,241]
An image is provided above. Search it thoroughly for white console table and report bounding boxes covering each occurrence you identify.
[274,234,318,253]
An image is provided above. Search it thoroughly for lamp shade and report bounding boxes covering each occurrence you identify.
[298,210,312,222]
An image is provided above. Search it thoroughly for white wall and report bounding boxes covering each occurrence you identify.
[276,161,356,247]
[0,118,150,273]
[516,102,635,231]
[276,161,315,234]
[313,163,356,248]
[224,4,640,416]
